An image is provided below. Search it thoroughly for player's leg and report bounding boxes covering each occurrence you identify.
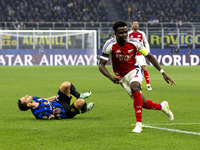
[64,99,94,119]
[60,81,91,99]
[141,65,152,90]
[131,81,143,122]
[58,81,85,105]
[70,83,92,99]
[144,99,162,110]
[121,68,143,133]
[141,94,162,110]
[130,81,143,133]
[59,81,71,97]
[141,94,174,121]
[56,81,72,105]
[74,99,94,113]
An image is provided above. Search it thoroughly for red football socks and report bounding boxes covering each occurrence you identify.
[144,99,162,110]
[144,70,150,84]
[132,92,143,122]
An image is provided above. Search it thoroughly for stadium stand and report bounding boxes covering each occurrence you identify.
[0,0,110,23]
[0,1,200,52]
[113,0,200,23]
[1,0,200,29]
[2,0,200,24]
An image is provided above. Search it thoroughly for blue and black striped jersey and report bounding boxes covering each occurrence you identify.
[31,96,67,119]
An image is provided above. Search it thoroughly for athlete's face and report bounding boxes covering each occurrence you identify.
[132,21,139,30]
[115,26,128,45]
[20,95,33,104]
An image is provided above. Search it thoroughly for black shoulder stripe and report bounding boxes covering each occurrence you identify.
[102,53,109,57]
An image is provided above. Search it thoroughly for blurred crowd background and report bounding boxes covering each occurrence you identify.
[0,0,199,54]
[0,0,109,23]
[1,0,200,24]
[115,0,200,23]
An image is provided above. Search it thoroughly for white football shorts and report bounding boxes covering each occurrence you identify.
[136,55,147,66]
[120,67,143,96]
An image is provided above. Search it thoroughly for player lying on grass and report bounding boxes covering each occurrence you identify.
[17,81,94,120]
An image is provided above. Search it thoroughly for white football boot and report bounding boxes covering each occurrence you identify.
[80,91,92,99]
[161,101,174,121]
[147,84,152,90]
[132,122,142,133]
[86,102,94,112]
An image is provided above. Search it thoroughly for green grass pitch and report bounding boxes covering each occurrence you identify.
[0,65,199,150]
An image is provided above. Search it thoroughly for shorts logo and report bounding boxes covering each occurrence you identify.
[134,75,139,78]
[71,109,76,113]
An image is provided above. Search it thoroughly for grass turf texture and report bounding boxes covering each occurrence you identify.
[0,65,199,150]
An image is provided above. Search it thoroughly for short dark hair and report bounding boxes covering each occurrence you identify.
[17,99,30,111]
[112,20,127,32]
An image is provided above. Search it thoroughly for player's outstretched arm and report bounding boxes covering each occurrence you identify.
[145,53,176,85]
[161,72,176,85]
[46,96,56,101]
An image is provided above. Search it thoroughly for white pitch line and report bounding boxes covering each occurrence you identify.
[144,122,200,126]
[131,122,200,126]
[143,125,200,136]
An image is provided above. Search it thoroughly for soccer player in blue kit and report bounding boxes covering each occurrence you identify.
[17,81,94,119]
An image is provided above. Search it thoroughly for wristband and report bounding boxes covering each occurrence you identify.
[160,69,164,73]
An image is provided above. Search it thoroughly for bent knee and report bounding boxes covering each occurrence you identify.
[76,99,86,106]
[131,87,140,93]
[141,66,147,71]
[74,99,86,109]
[130,82,141,93]
[61,81,71,89]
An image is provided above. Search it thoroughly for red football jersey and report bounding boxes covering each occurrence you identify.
[101,37,144,77]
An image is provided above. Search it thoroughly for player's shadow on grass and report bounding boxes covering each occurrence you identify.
[71,116,102,120]
[15,116,102,121]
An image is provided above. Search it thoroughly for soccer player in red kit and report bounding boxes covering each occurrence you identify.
[129,21,152,90]
[99,21,176,133]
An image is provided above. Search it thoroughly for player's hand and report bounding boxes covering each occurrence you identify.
[53,108,61,115]
[110,76,122,84]
[162,73,176,85]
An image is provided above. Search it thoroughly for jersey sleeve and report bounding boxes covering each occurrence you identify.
[129,39,150,56]
[100,39,114,60]
[36,112,52,120]
[139,47,149,56]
